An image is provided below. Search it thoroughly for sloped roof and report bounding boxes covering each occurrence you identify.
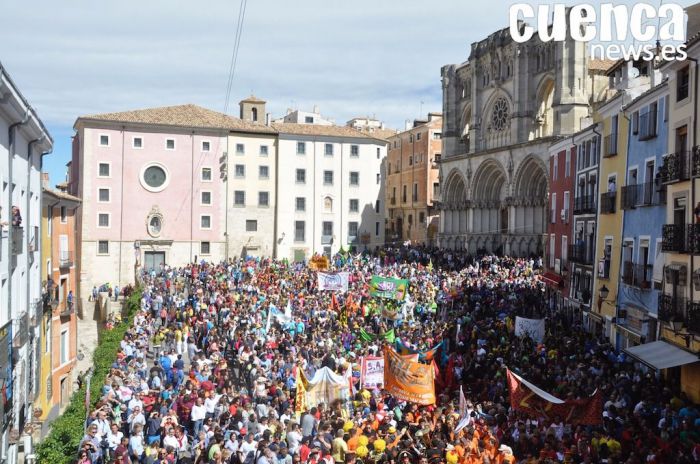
[273,122,385,141]
[78,104,276,134]
[43,186,81,204]
[589,58,619,73]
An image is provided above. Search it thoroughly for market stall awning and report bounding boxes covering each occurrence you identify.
[624,340,699,370]
[540,272,563,287]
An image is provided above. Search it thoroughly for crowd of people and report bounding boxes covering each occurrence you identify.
[77,247,700,464]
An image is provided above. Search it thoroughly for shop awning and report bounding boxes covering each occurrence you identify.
[540,272,563,287]
[624,340,699,370]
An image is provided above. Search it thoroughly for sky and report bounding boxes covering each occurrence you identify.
[0,0,696,184]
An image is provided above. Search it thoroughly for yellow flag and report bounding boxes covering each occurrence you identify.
[295,366,309,417]
[427,259,433,271]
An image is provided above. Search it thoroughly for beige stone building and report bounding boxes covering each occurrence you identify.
[385,113,442,245]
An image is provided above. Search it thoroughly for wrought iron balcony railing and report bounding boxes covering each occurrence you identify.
[600,192,616,214]
[569,243,593,265]
[621,182,666,209]
[573,195,596,215]
[622,261,653,289]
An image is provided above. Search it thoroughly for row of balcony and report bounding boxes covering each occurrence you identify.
[658,294,700,334]
[662,224,700,254]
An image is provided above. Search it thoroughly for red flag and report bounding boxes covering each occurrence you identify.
[506,369,602,426]
[331,293,340,312]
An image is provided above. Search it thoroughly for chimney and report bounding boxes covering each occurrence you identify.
[266,113,271,126]
[405,119,412,131]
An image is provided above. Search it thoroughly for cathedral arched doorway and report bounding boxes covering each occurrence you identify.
[472,160,507,253]
[513,156,548,255]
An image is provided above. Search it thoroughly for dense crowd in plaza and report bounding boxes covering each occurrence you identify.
[77,247,700,464]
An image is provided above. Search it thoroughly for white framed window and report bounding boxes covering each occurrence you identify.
[201,167,212,182]
[60,329,68,365]
[565,150,571,177]
[296,169,306,184]
[349,199,359,213]
[325,143,334,156]
[200,241,211,255]
[349,171,359,186]
[99,134,110,147]
[201,191,212,206]
[348,221,359,240]
[297,142,306,155]
[553,155,558,181]
[324,170,334,186]
[140,163,170,193]
[246,220,258,232]
[551,193,557,224]
[97,213,110,228]
[234,191,245,206]
[260,145,269,156]
[98,188,110,203]
[563,191,570,222]
[97,240,109,255]
[236,143,245,154]
[294,221,305,242]
[258,191,269,207]
[296,197,306,212]
[549,234,556,268]
[202,140,211,152]
[234,164,246,178]
[200,215,212,229]
[132,137,143,149]
[259,165,269,179]
[165,138,175,150]
[350,145,359,157]
[98,162,111,178]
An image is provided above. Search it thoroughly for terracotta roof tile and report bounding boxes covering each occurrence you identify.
[589,58,619,73]
[78,104,276,134]
[239,95,266,104]
[43,186,81,203]
[273,123,386,141]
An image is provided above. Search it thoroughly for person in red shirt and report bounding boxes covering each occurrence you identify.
[113,436,130,464]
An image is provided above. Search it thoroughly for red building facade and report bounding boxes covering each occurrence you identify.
[543,138,576,311]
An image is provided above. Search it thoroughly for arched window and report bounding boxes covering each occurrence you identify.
[251,107,258,122]
[324,196,333,212]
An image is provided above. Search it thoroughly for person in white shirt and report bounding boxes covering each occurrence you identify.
[204,394,220,419]
[128,406,146,434]
[107,423,123,453]
[191,397,207,435]
[163,428,179,450]
[286,422,302,454]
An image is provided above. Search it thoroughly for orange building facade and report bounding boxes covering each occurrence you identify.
[385,114,442,245]
[36,183,81,426]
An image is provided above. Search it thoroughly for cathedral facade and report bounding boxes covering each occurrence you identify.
[439,21,591,256]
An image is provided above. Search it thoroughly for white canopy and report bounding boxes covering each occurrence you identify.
[625,340,698,370]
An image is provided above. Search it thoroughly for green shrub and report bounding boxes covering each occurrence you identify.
[36,288,142,463]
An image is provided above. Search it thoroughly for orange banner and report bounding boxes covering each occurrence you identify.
[383,347,435,405]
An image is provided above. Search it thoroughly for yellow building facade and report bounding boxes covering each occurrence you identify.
[592,92,628,341]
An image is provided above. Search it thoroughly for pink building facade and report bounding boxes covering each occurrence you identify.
[69,106,236,304]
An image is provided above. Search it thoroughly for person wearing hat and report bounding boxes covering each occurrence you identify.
[497,444,516,464]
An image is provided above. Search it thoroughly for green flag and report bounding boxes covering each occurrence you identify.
[359,328,376,342]
[383,328,396,343]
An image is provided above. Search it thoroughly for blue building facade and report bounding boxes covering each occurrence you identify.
[617,81,669,349]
